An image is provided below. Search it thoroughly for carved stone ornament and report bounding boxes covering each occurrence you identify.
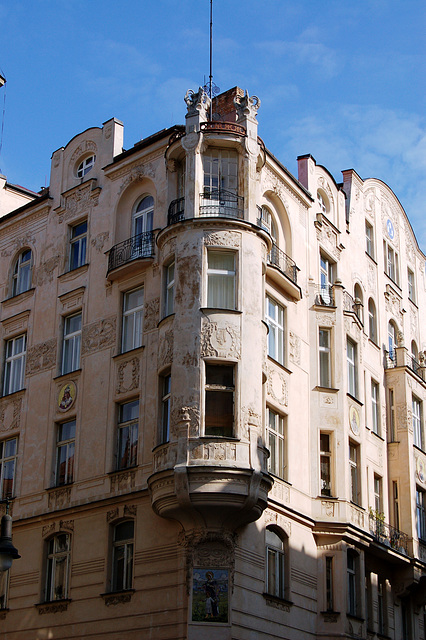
[184,87,210,116]
[201,320,241,359]
[57,381,77,413]
[349,505,364,528]
[189,441,237,462]
[103,591,133,606]
[234,90,260,119]
[81,316,116,355]
[416,456,426,485]
[158,330,174,368]
[42,523,56,538]
[264,510,291,537]
[117,164,156,196]
[264,596,290,612]
[289,331,301,365]
[364,188,376,217]
[321,501,335,517]
[116,357,140,394]
[0,234,36,258]
[144,297,160,332]
[34,255,60,286]
[26,338,57,376]
[107,507,120,523]
[70,140,98,165]
[0,396,22,432]
[317,176,334,205]
[110,469,136,493]
[91,231,109,253]
[154,443,177,472]
[315,312,335,327]
[37,601,70,615]
[270,481,290,503]
[48,486,72,511]
[124,504,137,517]
[59,519,74,532]
[204,230,241,249]
[58,183,99,224]
[267,367,288,407]
[170,401,200,438]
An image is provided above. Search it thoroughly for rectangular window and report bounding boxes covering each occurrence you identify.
[266,528,285,599]
[266,296,285,365]
[112,521,134,592]
[378,579,386,635]
[0,437,17,499]
[164,262,175,316]
[365,221,374,258]
[117,400,139,470]
[393,481,400,530]
[160,374,171,443]
[266,408,286,479]
[45,533,71,601]
[347,338,357,397]
[69,220,87,270]
[56,421,75,486]
[384,241,399,284]
[203,149,238,195]
[326,556,333,611]
[319,328,331,387]
[207,250,236,310]
[374,475,382,514]
[122,287,144,353]
[413,396,423,449]
[205,363,234,437]
[416,487,426,540]
[3,334,26,395]
[389,389,396,442]
[320,433,332,497]
[349,442,360,505]
[347,551,359,616]
[371,380,380,435]
[62,314,81,374]
[408,268,415,303]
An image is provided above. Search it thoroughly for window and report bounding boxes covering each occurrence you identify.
[267,408,286,479]
[325,556,334,611]
[393,481,400,530]
[62,314,81,374]
[205,363,234,437]
[69,221,87,270]
[319,328,331,387]
[3,334,26,395]
[207,250,236,310]
[122,287,144,353]
[133,195,153,237]
[408,268,415,302]
[77,155,95,178]
[160,374,171,443]
[164,261,175,316]
[378,579,386,635]
[365,221,374,258]
[265,296,285,365]
[349,442,360,504]
[411,341,419,374]
[266,527,286,599]
[353,283,364,324]
[347,338,357,397]
[371,380,380,435]
[384,240,399,284]
[0,437,17,499]
[388,321,398,362]
[117,401,139,470]
[416,487,426,541]
[203,149,238,196]
[413,396,423,449]
[320,253,334,303]
[317,191,327,214]
[56,421,75,486]
[374,475,382,513]
[112,521,134,592]
[0,570,8,610]
[45,533,71,601]
[320,433,332,497]
[347,550,360,616]
[389,389,396,442]
[368,299,377,344]
[12,249,32,296]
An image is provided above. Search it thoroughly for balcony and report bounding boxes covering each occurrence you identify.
[168,197,185,225]
[384,348,426,381]
[314,284,335,307]
[200,121,246,136]
[267,244,298,285]
[369,511,409,556]
[199,189,244,220]
[107,231,155,276]
[343,291,363,324]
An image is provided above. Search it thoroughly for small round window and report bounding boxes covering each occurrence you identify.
[77,155,96,178]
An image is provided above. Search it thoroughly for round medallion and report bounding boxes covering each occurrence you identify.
[416,457,425,484]
[58,381,77,412]
[349,405,360,435]
[386,218,395,240]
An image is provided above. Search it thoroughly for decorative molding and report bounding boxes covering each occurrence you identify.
[144,297,160,332]
[200,320,240,359]
[116,357,140,394]
[170,402,199,438]
[37,600,70,615]
[70,140,98,165]
[82,316,116,355]
[110,468,136,493]
[0,395,22,432]
[1,310,30,336]
[57,181,100,223]
[315,312,335,326]
[59,519,74,532]
[117,164,156,195]
[59,287,85,312]
[91,231,109,253]
[321,501,335,517]
[189,441,237,462]
[288,331,301,365]
[48,486,72,510]
[42,523,56,538]
[34,255,60,286]
[267,367,288,407]
[158,330,174,368]
[264,595,291,612]
[102,591,134,606]
[26,338,57,376]
[264,510,291,537]
[203,231,241,249]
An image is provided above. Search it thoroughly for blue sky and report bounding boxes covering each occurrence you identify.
[0,1,425,248]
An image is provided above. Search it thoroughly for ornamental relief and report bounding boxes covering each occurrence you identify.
[203,231,241,249]
[70,140,97,165]
[91,231,109,253]
[110,469,136,493]
[270,481,290,503]
[158,330,174,368]
[385,287,403,323]
[316,225,340,261]
[109,150,163,182]
[321,501,335,517]
[116,357,140,394]
[317,176,334,205]
[144,297,160,332]
[0,233,36,258]
[200,320,241,359]
[381,198,399,245]
[410,308,418,336]
[289,331,301,365]
[396,403,410,430]
[26,338,57,376]
[34,255,60,285]
[315,313,335,327]
[0,396,22,433]
[117,163,156,195]
[81,316,116,355]
[189,441,237,462]
[267,367,288,407]
[263,167,294,208]
[58,183,99,223]
[264,510,291,537]
[154,444,177,471]
[171,402,200,438]
[367,263,376,291]
[48,486,72,510]
[364,188,376,217]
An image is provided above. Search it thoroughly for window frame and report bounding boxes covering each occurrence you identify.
[203,148,239,196]
[116,400,139,471]
[204,362,235,438]
[62,313,82,375]
[44,533,71,602]
[122,287,144,353]
[266,407,286,479]
[417,487,426,541]
[320,432,332,497]
[346,338,358,398]
[265,295,285,366]
[160,373,171,444]
[371,380,380,435]
[3,334,26,395]
[413,396,423,450]
[368,298,377,344]
[206,249,236,310]
[55,420,76,486]
[347,549,360,617]
[164,261,175,317]
[111,520,134,593]
[0,436,18,499]
[76,155,95,178]
[69,220,87,271]
[265,527,287,600]
[365,220,374,258]
[12,249,32,296]
[384,240,399,285]
[132,195,154,237]
[319,328,331,388]
[349,441,360,505]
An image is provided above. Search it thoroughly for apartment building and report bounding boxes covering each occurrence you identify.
[0,86,425,639]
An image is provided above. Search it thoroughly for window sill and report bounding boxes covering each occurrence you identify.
[113,346,145,359]
[269,473,292,486]
[46,482,74,491]
[413,444,426,455]
[200,435,241,442]
[101,589,135,606]
[365,252,377,265]
[318,494,338,500]
[370,430,384,442]
[263,593,293,611]
[346,613,364,623]
[58,264,89,280]
[350,501,364,510]
[158,313,175,328]
[267,356,292,375]
[347,393,363,406]
[368,338,380,350]
[35,599,71,614]
[384,274,402,293]
[54,369,82,381]
[314,386,339,393]
[2,288,35,305]
[1,387,26,399]
[201,307,242,315]
[108,465,138,476]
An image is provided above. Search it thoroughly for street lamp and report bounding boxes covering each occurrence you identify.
[0,499,20,572]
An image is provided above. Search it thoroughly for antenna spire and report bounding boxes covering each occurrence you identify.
[209,0,213,121]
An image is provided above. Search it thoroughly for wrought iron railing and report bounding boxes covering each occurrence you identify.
[343,291,363,322]
[369,513,409,555]
[168,197,185,225]
[314,284,334,306]
[267,244,298,285]
[108,231,155,272]
[384,349,425,380]
[200,121,246,136]
[199,189,244,219]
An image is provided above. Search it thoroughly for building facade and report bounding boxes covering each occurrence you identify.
[0,86,425,639]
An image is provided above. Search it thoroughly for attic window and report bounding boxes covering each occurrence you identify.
[77,155,96,178]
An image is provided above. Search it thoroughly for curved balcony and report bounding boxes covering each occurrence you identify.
[266,244,301,300]
[107,231,155,278]
[200,121,246,136]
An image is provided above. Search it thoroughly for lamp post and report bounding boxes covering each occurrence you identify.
[0,499,20,572]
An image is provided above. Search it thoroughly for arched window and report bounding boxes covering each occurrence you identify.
[411,340,420,374]
[111,521,134,592]
[266,527,287,599]
[388,321,398,362]
[317,190,327,214]
[354,283,363,324]
[44,533,71,602]
[368,299,377,344]
[12,249,32,296]
[133,195,154,237]
[76,155,95,178]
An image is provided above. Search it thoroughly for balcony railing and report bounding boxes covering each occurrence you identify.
[108,231,155,272]
[314,284,334,306]
[200,121,246,136]
[267,244,298,285]
[343,291,363,323]
[369,512,409,555]
[168,197,185,225]
[384,349,425,380]
[199,189,244,220]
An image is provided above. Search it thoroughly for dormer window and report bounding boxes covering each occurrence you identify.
[76,155,96,178]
